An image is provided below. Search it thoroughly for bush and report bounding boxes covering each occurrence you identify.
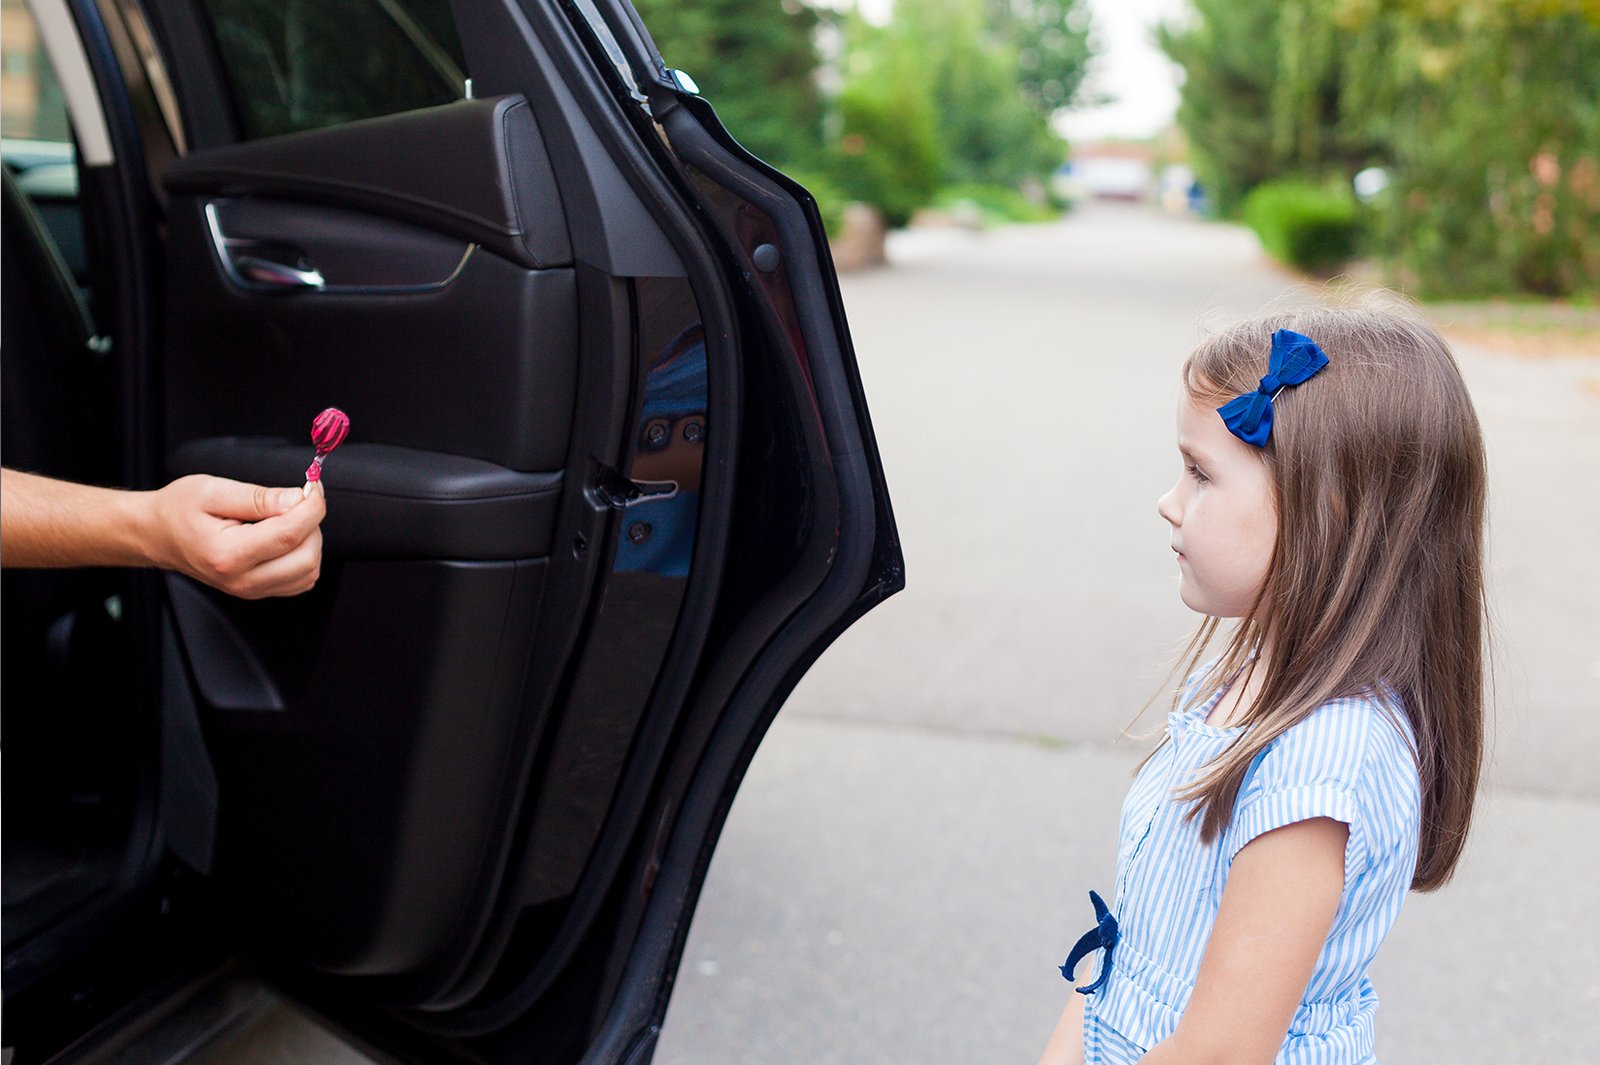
[1242,180,1362,271]
[933,182,1060,225]
[830,78,943,229]
[780,169,848,240]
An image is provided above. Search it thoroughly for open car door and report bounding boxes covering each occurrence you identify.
[29,0,902,1061]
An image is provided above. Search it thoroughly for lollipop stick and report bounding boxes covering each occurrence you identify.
[303,454,328,496]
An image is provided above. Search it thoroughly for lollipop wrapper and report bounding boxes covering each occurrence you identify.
[311,407,350,454]
[304,407,349,494]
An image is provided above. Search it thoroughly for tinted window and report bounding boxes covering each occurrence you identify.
[1,0,72,143]
[1,0,88,277]
[198,0,468,140]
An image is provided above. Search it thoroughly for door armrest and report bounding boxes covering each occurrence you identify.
[169,438,563,560]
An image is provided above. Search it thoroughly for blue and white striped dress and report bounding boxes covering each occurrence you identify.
[1080,667,1421,1064]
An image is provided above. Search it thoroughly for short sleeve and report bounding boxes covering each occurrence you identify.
[1225,700,1389,878]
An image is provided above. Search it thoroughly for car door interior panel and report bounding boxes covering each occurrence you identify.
[163,96,572,269]
[186,555,548,977]
[163,198,579,472]
[156,89,590,991]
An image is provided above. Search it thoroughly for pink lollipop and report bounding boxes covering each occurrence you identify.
[303,407,350,492]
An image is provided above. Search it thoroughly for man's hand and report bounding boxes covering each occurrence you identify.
[1,468,326,599]
[142,475,325,599]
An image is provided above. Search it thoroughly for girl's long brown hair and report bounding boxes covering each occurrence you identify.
[1161,295,1487,892]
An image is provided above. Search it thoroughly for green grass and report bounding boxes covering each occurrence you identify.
[933,183,1061,225]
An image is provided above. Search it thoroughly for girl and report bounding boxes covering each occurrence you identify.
[1039,299,1488,1065]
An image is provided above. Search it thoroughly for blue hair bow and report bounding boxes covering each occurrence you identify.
[1215,329,1330,448]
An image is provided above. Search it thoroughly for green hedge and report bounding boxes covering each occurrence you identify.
[830,77,943,229]
[1242,181,1361,271]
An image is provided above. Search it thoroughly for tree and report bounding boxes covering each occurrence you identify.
[893,0,1065,187]
[1341,0,1600,296]
[631,0,1093,227]
[1156,0,1282,215]
[1162,0,1600,295]
[983,0,1094,118]
[632,0,825,168]
[827,12,944,227]
[1158,0,1382,216]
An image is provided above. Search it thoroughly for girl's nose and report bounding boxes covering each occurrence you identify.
[1156,485,1180,527]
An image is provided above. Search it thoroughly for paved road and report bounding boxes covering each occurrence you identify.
[203,206,1600,1064]
[652,205,1600,1063]
[756,204,1600,796]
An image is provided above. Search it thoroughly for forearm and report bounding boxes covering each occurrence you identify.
[1138,1034,1229,1065]
[1038,991,1086,1065]
[1138,819,1349,1065]
[1,468,156,569]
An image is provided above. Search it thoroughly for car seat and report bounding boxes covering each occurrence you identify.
[1,163,137,974]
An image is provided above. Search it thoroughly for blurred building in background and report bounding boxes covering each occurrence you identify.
[1056,142,1154,202]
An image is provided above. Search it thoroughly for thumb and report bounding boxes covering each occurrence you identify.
[262,485,309,516]
[203,477,306,521]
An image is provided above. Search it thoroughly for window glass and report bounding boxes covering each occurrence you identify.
[1,0,72,143]
[2,0,85,278]
[197,0,469,140]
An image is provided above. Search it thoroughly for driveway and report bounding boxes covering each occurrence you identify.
[654,204,1600,1064]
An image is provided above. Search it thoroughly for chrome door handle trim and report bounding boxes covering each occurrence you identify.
[203,200,475,295]
[233,255,326,290]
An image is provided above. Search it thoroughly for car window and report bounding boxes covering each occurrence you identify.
[2,0,89,280]
[196,0,469,141]
[1,0,72,145]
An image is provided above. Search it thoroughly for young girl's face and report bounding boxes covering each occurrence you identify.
[1156,395,1278,618]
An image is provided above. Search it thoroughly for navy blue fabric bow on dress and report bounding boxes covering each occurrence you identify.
[1060,890,1119,996]
[1215,328,1331,447]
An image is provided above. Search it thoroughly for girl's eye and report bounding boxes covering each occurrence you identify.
[1186,464,1209,484]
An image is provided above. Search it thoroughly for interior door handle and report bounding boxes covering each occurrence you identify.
[232,255,326,290]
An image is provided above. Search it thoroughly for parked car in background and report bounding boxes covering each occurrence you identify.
[1,1,902,1062]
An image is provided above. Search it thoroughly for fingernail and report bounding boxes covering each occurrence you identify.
[278,490,303,508]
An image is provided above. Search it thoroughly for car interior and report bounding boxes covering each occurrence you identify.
[6,0,569,983]
[3,1,901,1060]
[4,0,711,1045]
[2,70,150,990]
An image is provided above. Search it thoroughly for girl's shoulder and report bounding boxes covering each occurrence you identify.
[1175,660,1419,797]
[1228,691,1421,876]
[1259,690,1417,784]
[1283,688,1417,774]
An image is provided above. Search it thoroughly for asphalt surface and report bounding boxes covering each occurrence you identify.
[203,205,1600,1064]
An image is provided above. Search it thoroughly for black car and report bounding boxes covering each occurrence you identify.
[0,0,901,1061]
